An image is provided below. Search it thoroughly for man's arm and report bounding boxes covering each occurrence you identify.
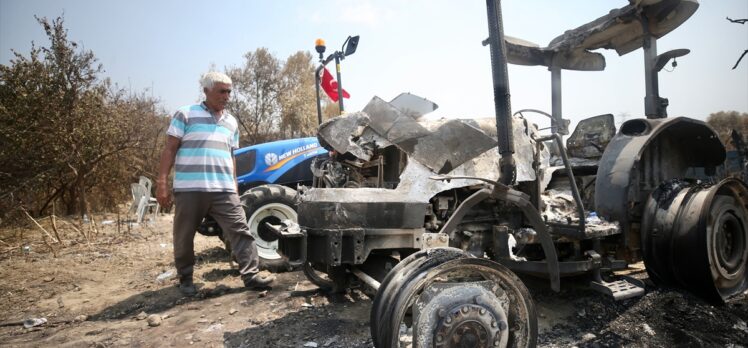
[156,135,181,206]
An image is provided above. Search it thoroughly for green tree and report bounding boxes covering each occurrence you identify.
[0,16,164,221]
[706,110,748,149]
[279,51,317,138]
[226,48,282,146]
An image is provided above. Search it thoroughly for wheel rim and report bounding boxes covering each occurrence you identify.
[423,284,509,348]
[372,248,469,347]
[382,257,535,348]
[643,179,748,303]
[247,202,298,260]
[708,200,748,290]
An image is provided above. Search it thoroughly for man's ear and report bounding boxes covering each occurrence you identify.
[203,87,208,94]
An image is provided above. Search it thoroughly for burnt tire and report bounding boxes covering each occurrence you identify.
[642,178,748,303]
[371,247,537,347]
[241,184,299,273]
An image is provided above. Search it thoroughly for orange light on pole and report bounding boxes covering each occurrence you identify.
[315,38,326,60]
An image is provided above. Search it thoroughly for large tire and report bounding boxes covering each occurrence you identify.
[642,178,748,303]
[371,248,537,347]
[241,184,299,273]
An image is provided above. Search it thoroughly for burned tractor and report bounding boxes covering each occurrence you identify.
[267,0,747,346]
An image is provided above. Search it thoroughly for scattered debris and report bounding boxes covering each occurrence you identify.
[156,271,174,282]
[204,323,223,333]
[74,315,87,322]
[642,323,656,336]
[582,333,597,341]
[23,318,47,329]
[303,342,319,347]
[734,320,748,334]
[229,308,238,315]
[136,311,148,320]
[146,314,161,327]
[323,336,339,347]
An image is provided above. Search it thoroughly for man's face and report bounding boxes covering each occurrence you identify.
[204,82,232,112]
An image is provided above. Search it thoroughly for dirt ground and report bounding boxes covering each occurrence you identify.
[0,213,746,348]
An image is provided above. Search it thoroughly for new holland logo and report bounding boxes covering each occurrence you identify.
[264,152,279,167]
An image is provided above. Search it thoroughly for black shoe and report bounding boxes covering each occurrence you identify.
[179,277,197,296]
[243,273,275,290]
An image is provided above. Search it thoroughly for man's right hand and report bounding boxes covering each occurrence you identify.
[157,135,180,207]
[156,181,171,207]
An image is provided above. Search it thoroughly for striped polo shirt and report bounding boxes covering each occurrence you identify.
[167,103,240,192]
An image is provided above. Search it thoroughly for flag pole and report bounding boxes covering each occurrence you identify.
[335,54,344,114]
[315,65,324,125]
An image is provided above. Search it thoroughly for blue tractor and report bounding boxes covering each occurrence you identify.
[197,137,328,271]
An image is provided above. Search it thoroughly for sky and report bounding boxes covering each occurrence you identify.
[1,0,747,132]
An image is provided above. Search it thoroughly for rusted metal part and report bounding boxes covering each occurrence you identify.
[413,281,508,348]
[317,112,373,160]
[422,232,450,248]
[504,35,606,71]
[430,178,561,292]
[304,227,423,266]
[494,184,561,292]
[641,178,748,303]
[504,1,698,71]
[314,96,548,195]
[437,188,492,236]
[535,133,586,234]
[364,97,499,174]
[373,253,537,348]
[351,267,381,290]
[548,0,699,57]
[299,188,426,229]
[595,117,725,258]
[388,92,439,119]
[566,114,616,159]
[371,248,470,347]
[485,0,516,186]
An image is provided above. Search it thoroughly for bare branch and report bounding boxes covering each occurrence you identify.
[20,206,59,243]
[733,50,748,70]
[726,17,748,24]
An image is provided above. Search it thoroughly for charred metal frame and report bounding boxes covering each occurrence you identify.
[485,0,516,185]
[595,117,726,256]
[432,175,561,292]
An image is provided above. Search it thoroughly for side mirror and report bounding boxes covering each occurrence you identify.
[343,35,360,57]
[654,48,690,72]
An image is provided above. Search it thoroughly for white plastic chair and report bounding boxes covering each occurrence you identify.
[130,181,159,223]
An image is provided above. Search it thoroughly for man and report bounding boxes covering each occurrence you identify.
[157,71,274,296]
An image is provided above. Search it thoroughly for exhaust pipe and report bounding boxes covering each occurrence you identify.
[485,0,516,185]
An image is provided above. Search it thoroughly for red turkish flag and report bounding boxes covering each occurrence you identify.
[320,67,350,102]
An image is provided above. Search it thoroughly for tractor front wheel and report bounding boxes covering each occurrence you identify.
[240,184,299,273]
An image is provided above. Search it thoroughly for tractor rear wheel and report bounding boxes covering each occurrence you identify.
[642,178,748,303]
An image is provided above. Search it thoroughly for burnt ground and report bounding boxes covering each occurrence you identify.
[0,213,746,348]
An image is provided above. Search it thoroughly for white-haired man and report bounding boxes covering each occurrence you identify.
[157,71,274,296]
